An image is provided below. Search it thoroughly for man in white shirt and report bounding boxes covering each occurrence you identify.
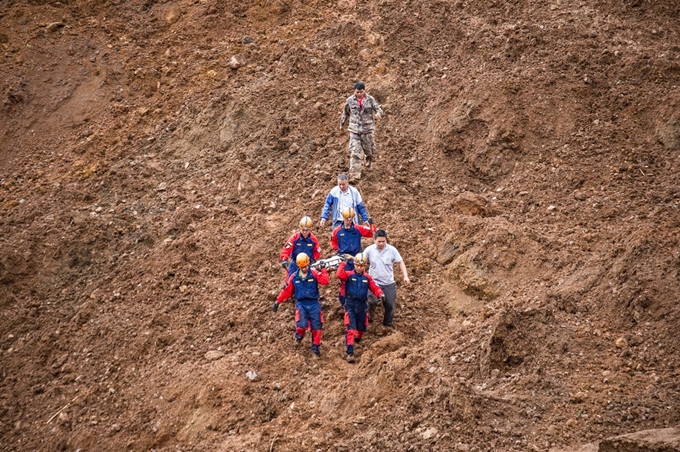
[364,229,410,326]
[319,174,370,228]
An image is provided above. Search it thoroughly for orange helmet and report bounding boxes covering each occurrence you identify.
[354,253,368,266]
[341,206,355,220]
[296,254,310,268]
[299,216,312,230]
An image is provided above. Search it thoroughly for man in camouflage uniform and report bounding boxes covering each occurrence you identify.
[340,81,383,181]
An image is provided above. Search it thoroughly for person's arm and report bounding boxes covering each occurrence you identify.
[312,268,330,285]
[276,274,296,303]
[372,95,383,118]
[398,260,410,284]
[367,274,383,298]
[335,261,350,281]
[320,192,334,226]
[331,226,340,252]
[340,100,350,126]
[279,233,297,261]
[311,234,322,261]
[356,224,375,238]
[352,188,369,223]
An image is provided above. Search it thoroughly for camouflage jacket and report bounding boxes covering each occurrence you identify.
[340,93,383,134]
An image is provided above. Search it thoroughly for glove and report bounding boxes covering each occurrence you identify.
[367,217,375,225]
[319,218,326,227]
[281,260,289,269]
[317,261,327,270]
[380,294,386,304]
[272,302,279,313]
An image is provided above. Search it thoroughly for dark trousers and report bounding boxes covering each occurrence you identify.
[368,282,397,326]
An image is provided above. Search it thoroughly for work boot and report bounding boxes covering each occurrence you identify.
[310,344,320,356]
[349,171,361,182]
[365,156,373,170]
[294,333,302,345]
[346,353,356,363]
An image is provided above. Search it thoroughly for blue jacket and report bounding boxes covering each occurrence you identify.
[320,185,369,225]
[331,223,376,256]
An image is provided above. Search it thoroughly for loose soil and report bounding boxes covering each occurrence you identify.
[1,0,679,451]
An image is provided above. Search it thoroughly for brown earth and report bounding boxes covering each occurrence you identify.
[1,0,679,451]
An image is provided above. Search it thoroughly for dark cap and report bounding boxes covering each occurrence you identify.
[354,82,366,90]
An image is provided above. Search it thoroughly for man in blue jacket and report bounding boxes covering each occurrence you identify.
[319,174,369,229]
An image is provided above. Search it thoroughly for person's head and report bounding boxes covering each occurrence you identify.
[299,216,312,238]
[354,81,365,99]
[374,229,388,250]
[337,173,349,193]
[354,253,368,274]
[296,253,310,273]
[341,206,355,228]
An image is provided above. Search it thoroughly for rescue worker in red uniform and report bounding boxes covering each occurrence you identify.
[280,216,322,278]
[331,206,376,261]
[273,254,330,356]
[336,253,384,362]
[331,207,376,307]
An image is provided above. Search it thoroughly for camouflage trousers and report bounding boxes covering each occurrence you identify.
[348,132,375,179]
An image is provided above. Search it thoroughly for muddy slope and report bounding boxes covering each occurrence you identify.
[1,0,679,451]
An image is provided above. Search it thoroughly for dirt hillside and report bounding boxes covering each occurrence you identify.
[1,0,679,451]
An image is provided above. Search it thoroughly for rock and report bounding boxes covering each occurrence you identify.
[204,350,224,361]
[245,370,261,381]
[46,22,65,32]
[453,191,493,217]
[599,427,680,452]
[573,191,587,201]
[656,120,680,150]
[421,427,438,440]
[111,423,122,432]
[549,443,598,452]
[228,54,246,69]
[164,5,182,24]
[437,234,459,265]
[615,336,628,348]
[569,391,586,403]
[446,252,500,301]
[58,412,70,424]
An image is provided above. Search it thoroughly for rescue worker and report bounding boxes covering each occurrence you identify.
[332,206,376,307]
[336,253,384,362]
[331,206,376,259]
[340,81,383,181]
[280,216,321,278]
[273,254,330,356]
[319,173,369,229]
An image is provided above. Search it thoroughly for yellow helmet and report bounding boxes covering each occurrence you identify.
[354,253,368,266]
[341,206,355,220]
[296,254,310,268]
[299,216,312,230]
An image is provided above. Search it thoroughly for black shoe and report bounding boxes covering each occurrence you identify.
[310,344,320,356]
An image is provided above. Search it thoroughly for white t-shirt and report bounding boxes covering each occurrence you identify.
[364,243,403,286]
